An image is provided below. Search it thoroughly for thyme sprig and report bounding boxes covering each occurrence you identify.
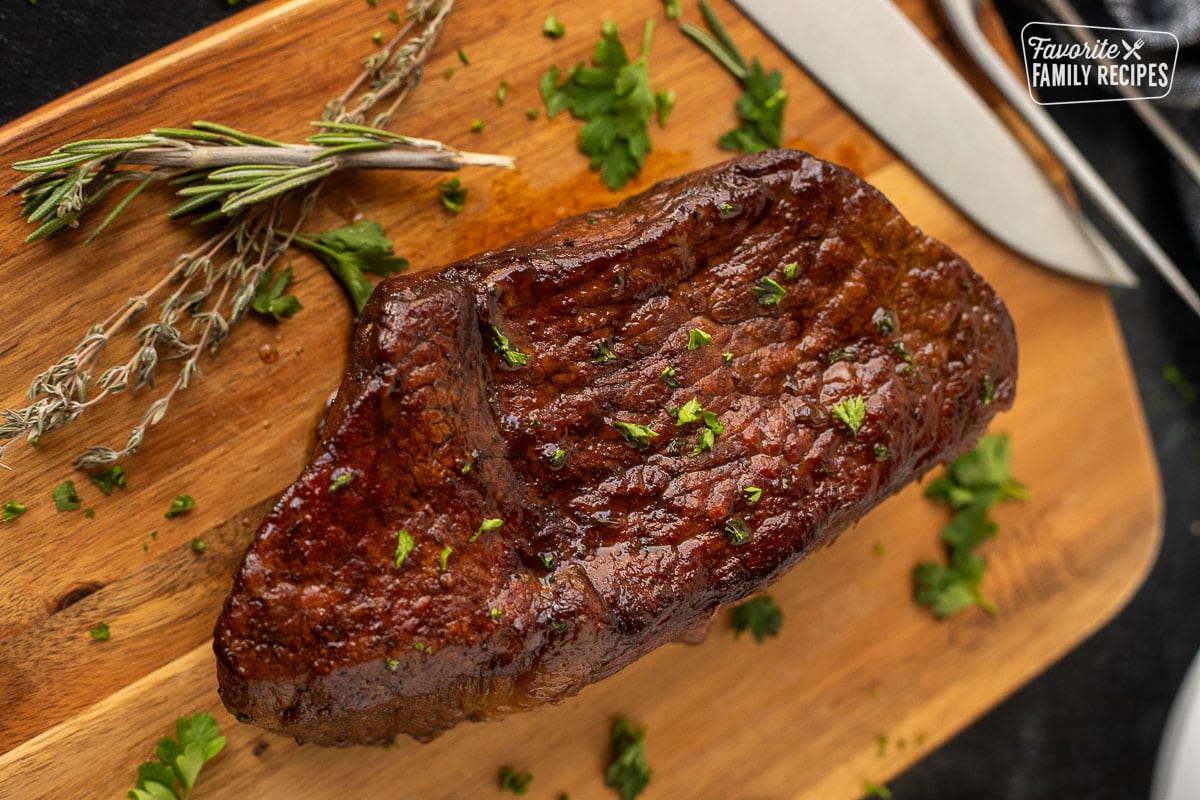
[0,0,504,470]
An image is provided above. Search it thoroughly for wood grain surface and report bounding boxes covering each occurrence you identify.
[0,1,1162,797]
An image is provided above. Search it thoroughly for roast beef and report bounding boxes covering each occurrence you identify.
[214,149,1017,745]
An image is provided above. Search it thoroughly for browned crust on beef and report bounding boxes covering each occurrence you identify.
[214,149,1017,745]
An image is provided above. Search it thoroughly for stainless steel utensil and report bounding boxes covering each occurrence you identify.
[732,0,1138,288]
[936,0,1200,316]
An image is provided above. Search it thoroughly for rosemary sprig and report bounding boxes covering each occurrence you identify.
[0,0,502,470]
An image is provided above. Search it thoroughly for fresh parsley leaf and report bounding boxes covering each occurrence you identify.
[499,766,533,795]
[51,480,82,511]
[251,266,303,322]
[731,595,783,642]
[830,395,866,438]
[471,517,504,542]
[439,545,453,571]
[662,0,681,19]
[674,397,704,425]
[128,712,225,800]
[293,220,408,314]
[88,464,128,495]
[682,0,787,153]
[2,500,27,522]
[724,517,752,544]
[741,486,762,504]
[687,328,712,350]
[328,469,354,492]
[165,494,195,518]
[543,14,566,39]
[89,621,111,642]
[610,420,658,449]
[540,21,671,190]
[191,537,206,554]
[863,780,894,800]
[491,325,530,367]
[914,434,1025,619]
[394,529,415,568]
[605,718,651,800]
[751,276,786,306]
[438,177,468,213]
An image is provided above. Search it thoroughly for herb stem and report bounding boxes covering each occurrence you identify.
[120,143,513,172]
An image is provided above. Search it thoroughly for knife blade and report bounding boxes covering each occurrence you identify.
[731,0,1137,287]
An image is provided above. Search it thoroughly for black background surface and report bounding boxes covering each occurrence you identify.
[1,2,1197,798]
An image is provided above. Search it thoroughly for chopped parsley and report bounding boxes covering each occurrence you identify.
[548,447,568,469]
[539,21,673,190]
[2,500,27,522]
[592,340,618,364]
[979,374,996,405]
[543,14,566,39]
[457,47,470,65]
[328,470,353,492]
[89,621,110,641]
[660,365,680,387]
[610,420,658,449]
[662,0,681,19]
[191,537,206,554]
[914,434,1027,619]
[893,340,913,364]
[388,9,400,24]
[741,486,762,504]
[490,606,503,620]
[605,718,652,800]
[437,177,468,213]
[830,395,866,438]
[863,780,893,799]
[783,261,798,279]
[496,81,509,106]
[439,545,453,571]
[385,658,400,671]
[470,119,485,132]
[394,529,415,568]
[827,348,857,364]
[51,480,82,511]
[88,465,128,495]
[750,276,786,306]
[874,443,893,461]
[674,397,704,425]
[491,325,530,367]
[686,327,712,350]
[471,517,505,542]
[722,351,734,365]
[731,595,782,642]
[682,0,786,153]
[690,427,716,456]
[873,307,898,334]
[127,712,225,800]
[499,766,533,795]
[724,517,751,544]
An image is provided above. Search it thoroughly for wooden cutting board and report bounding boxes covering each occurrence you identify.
[0,0,1161,797]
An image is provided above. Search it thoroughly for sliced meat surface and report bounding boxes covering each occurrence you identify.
[214,149,1017,745]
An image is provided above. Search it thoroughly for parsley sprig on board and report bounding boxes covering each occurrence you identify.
[127,712,225,800]
[540,21,674,190]
[914,434,1027,619]
[682,0,786,153]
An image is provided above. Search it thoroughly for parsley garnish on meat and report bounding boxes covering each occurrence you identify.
[471,517,505,542]
[751,276,786,306]
[831,395,866,438]
[394,529,415,568]
[605,718,652,800]
[914,434,1027,619]
[731,595,782,642]
[610,420,659,449]
[491,325,530,367]
[126,712,225,800]
[540,21,674,190]
[686,328,712,350]
[682,0,786,153]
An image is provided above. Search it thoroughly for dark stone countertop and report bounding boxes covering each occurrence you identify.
[1,2,1197,798]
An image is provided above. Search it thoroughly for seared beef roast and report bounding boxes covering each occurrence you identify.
[215,149,1017,745]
